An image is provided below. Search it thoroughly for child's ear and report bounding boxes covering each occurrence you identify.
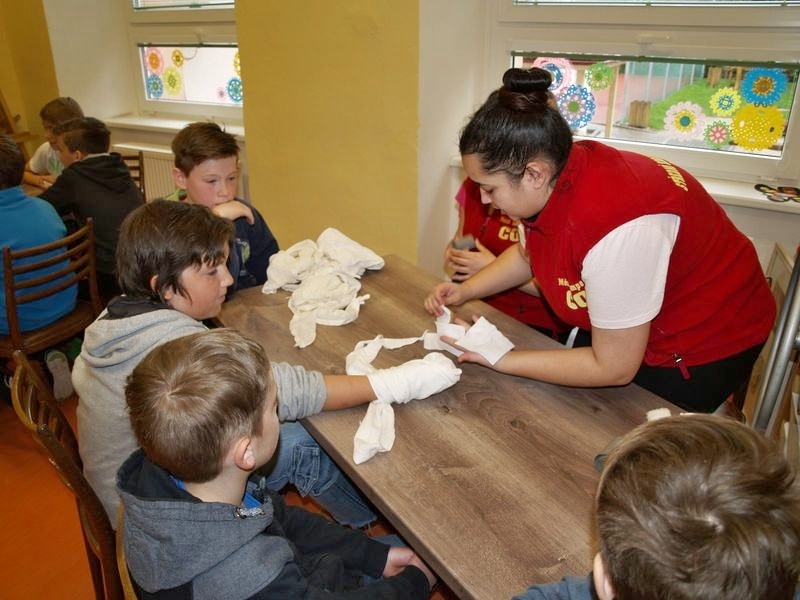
[233,436,255,471]
[172,166,187,189]
[592,552,615,600]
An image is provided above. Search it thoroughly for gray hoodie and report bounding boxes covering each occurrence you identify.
[73,296,326,523]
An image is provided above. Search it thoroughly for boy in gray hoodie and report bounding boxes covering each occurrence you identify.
[74,200,456,528]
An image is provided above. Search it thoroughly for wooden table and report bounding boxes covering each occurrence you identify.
[218,255,676,600]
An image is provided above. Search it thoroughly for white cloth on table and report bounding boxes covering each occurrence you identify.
[346,335,462,464]
[423,306,515,365]
[262,228,384,348]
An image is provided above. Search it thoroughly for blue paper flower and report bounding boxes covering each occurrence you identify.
[227,77,243,103]
[146,74,164,99]
[557,84,596,129]
[741,68,788,107]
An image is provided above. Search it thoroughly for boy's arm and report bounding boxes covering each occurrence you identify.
[38,172,76,215]
[321,375,376,411]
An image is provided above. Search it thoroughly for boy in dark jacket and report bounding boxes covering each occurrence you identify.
[40,116,143,299]
[167,121,278,295]
[118,328,436,598]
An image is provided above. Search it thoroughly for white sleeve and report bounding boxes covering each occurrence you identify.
[582,214,680,329]
[27,142,51,174]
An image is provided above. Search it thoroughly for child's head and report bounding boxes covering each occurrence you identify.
[594,414,800,600]
[0,134,25,189]
[52,117,110,168]
[171,122,240,209]
[116,200,235,319]
[38,97,84,144]
[126,328,278,483]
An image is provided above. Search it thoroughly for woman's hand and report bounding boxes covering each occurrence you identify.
[439,315,509,368]
[446,239,496,282]
[424,281,469,316]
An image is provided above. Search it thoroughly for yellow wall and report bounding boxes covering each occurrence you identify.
[236,1,419,262]
[0,0,58,157]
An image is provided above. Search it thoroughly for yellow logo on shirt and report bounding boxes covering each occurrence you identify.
[650,156,688,192]
[558,278,587,310]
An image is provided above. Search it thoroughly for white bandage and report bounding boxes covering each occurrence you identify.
[366,353,462,405]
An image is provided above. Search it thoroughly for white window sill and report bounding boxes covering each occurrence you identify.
[106,114,245,140]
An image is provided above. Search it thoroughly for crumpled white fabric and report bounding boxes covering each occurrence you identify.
[423,306,515,365]
[346,335,462,464]
[262,228,384,347]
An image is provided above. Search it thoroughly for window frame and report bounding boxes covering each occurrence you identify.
[486,2,800,185]
[126,4,242,124]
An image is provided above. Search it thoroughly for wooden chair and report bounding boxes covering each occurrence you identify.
[1,218,103,363]
[10,350,130,600]
[120,151,146,200]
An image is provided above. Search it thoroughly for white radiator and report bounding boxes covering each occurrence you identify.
[112,143,175,201]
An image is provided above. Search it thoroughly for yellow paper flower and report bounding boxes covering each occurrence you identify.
[709,87,741,117]
[731,104,784,151]
[163,66,183,96]
[172,49,185,68]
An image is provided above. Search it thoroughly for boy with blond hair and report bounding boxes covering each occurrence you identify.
[514,414,800,600]
[118,328,436,598]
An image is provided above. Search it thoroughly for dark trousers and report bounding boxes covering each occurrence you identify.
[633,344,764,413]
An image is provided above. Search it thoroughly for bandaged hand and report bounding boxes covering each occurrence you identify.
[367,353,461,404]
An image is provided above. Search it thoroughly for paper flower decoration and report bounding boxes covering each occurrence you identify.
[664,102,706,139]
[162,66,182,96]
[146,48,164,74]
[731,104,784,151]
[234,51,241,77]
[146,74,163,99]
[709,87,741,117]
[557,84,596,129]
[216,86,227,101]
[584,64,614,90]
[172,49,185,68]
[704,120,732,149]
[227,77,243,103]
[532,57,574,95]
[741,68,788,107]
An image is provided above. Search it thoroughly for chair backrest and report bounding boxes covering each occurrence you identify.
[120,151,146,200]
[10,350,77,450]
[2,218,102,358]
[10,350,126,600]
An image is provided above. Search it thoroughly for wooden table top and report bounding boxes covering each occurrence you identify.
[218,254,676,600]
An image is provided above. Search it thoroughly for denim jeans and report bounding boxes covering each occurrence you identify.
[262,421,376,527]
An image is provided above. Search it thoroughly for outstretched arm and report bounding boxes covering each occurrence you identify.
[454,320,650,387]
[320,375,376,411]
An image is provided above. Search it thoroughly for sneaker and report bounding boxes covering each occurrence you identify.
[45,350,73,401]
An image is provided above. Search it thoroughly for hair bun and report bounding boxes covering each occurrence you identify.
[503,68,552,93]
[499,68,553,112]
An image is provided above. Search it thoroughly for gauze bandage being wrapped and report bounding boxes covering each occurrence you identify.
[367,353,462,405]
[346,335,462,463]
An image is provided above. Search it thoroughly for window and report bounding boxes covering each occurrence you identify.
[487,1,800,185]
[128,0,241,123]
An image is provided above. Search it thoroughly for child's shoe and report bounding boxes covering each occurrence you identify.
[45,350,73,401]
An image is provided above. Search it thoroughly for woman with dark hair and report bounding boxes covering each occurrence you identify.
[425,67,774,413]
